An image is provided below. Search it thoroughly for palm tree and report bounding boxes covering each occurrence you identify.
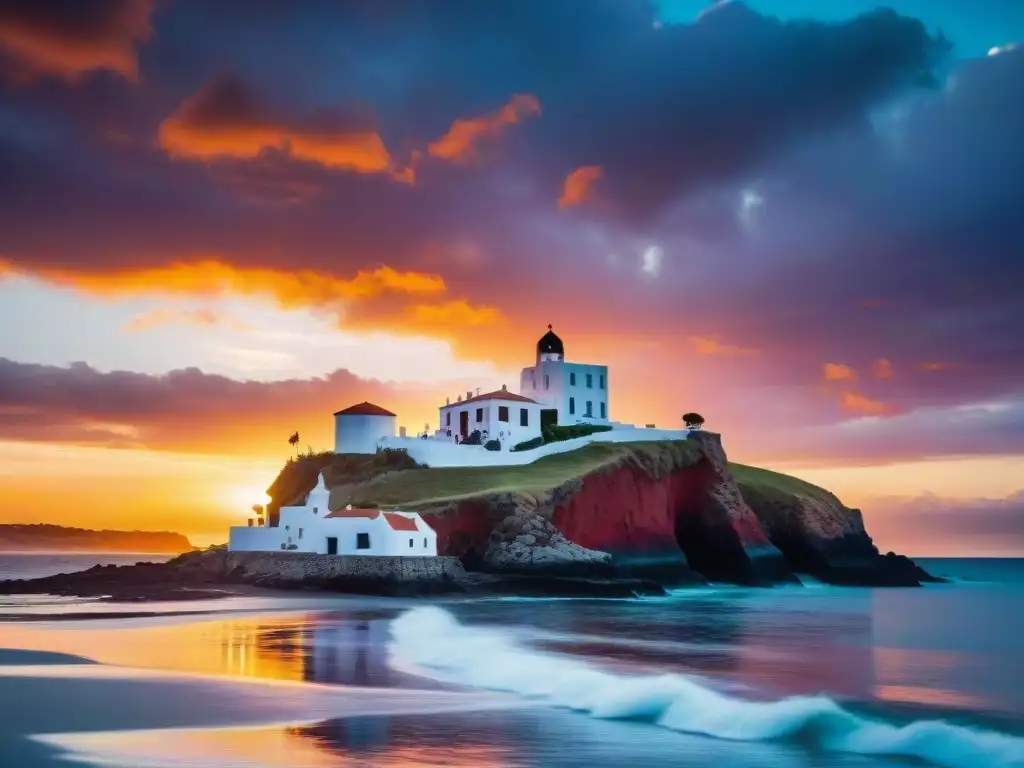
[288,431,300,456]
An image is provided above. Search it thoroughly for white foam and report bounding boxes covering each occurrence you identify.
[388,606,1024,768]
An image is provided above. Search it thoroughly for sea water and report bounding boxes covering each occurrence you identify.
[0,556,1022,767]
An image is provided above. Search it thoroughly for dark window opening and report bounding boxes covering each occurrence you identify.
[356,533,370,550]
[569,397,575,415]
[475,407,483,422]
[585,400,593,417]
[520,408,528,426]
[446,412,451,426]
[544,374,549,389]
[600,402,606,419]
[600,375,605,389]
[586,373,593,388]
[424,538,428,548]
[570,372,576,386]
[498,406,509,422]
[409,538,414,547]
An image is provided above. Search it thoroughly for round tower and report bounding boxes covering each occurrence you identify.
[333,401,397,454]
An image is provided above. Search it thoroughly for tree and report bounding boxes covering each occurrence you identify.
[288,431,300,456]
[251,504,264,516]
[682,412,705,430]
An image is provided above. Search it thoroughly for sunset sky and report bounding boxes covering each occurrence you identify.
[0,0,1021,554]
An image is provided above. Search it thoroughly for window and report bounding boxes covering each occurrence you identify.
[298,528,304,539]
[520,408,529,426]
[569,397,575,415]
[476,407,483,422]
[544,374,549,389]
[570,372,576,386]
[586,400,593,417]
[409,538,414,548]
[446,412,451,426]
[600,402,606,419]
[498,406,509,422]
[356,533,370,550]
[600,375,605,389]
[424,538,428,548]
[312,508,318,515]
[586,373,593,388]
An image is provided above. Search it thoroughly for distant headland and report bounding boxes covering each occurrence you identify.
[0,524,193,554]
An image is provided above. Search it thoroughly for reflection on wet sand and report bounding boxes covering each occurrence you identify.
[0,608,415,686]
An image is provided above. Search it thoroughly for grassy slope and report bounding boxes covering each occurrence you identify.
[730,463,839,507]
[336,440,702,510]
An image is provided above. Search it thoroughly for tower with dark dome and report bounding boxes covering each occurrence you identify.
[536,324,564,364]
[519,324,609,427]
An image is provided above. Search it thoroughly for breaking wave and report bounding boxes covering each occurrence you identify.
[388,607,1024,768]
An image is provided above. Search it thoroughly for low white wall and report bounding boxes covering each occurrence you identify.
[229,525,288,552]
[378,426,691,468]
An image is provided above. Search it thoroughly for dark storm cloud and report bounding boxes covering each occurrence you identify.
[865,491,1024,554]
[0,0,1020,458]
[0,358,444,454]
[0,0,154,81]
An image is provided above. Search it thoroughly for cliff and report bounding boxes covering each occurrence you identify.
[0,524,192,553]
[732,464,940,586]
[269,432,933,587]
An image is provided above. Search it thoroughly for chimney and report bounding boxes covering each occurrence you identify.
[501,383,507,391]
[399,426,407,438]
[446,397,450,406]
[466,391,473,400]
[248,518,254,527]
[457,394,462,402]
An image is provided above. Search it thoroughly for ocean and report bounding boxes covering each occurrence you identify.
[0,554,1022,767]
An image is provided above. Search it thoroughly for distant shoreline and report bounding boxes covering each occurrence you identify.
[0,549,185,556]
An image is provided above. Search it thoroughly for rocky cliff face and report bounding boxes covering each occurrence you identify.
[735,468,939,586]
[418,436,793,586]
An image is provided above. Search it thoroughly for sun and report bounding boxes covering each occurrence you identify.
[223,483,272,516]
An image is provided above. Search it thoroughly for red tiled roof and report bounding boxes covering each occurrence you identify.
[324,508,381,519]
[333,402,397,417]
[384,512,419,531]
[441,389,536,407]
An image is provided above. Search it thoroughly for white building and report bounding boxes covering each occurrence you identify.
[520,325,609,427]
[334,401,397,454]
[228,472,438,556]
[438,384,542,447]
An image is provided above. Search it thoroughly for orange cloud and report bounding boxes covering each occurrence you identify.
[427,93,541,165]
[872,358,894,379]
[125,307,253,333]
[558,165,603,209]
[159,76,413,182]
[841,392,890,415]
[823,362,857,382]
[412,300,504,327]
[0,1,154,82]
[2,258,446,309]
[919,361,954,371]
[688,335,757,356]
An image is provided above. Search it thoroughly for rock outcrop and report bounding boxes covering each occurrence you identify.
[735,468,941,586]
[0,549,666,600]
[269,433,934,589]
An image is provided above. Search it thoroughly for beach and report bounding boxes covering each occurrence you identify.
[2,554,1023,767]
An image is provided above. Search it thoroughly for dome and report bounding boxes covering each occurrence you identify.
[537,324,564,358]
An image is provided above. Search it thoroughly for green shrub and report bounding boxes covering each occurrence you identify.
[484,439,501,452]
[462,430,483,446]
[546,423,613,442]
[512,436,544,452]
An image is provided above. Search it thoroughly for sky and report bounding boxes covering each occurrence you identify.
[0,0,1021,554]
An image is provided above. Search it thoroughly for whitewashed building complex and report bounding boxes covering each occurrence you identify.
[228,472,437,556]
[520,325,610,426]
